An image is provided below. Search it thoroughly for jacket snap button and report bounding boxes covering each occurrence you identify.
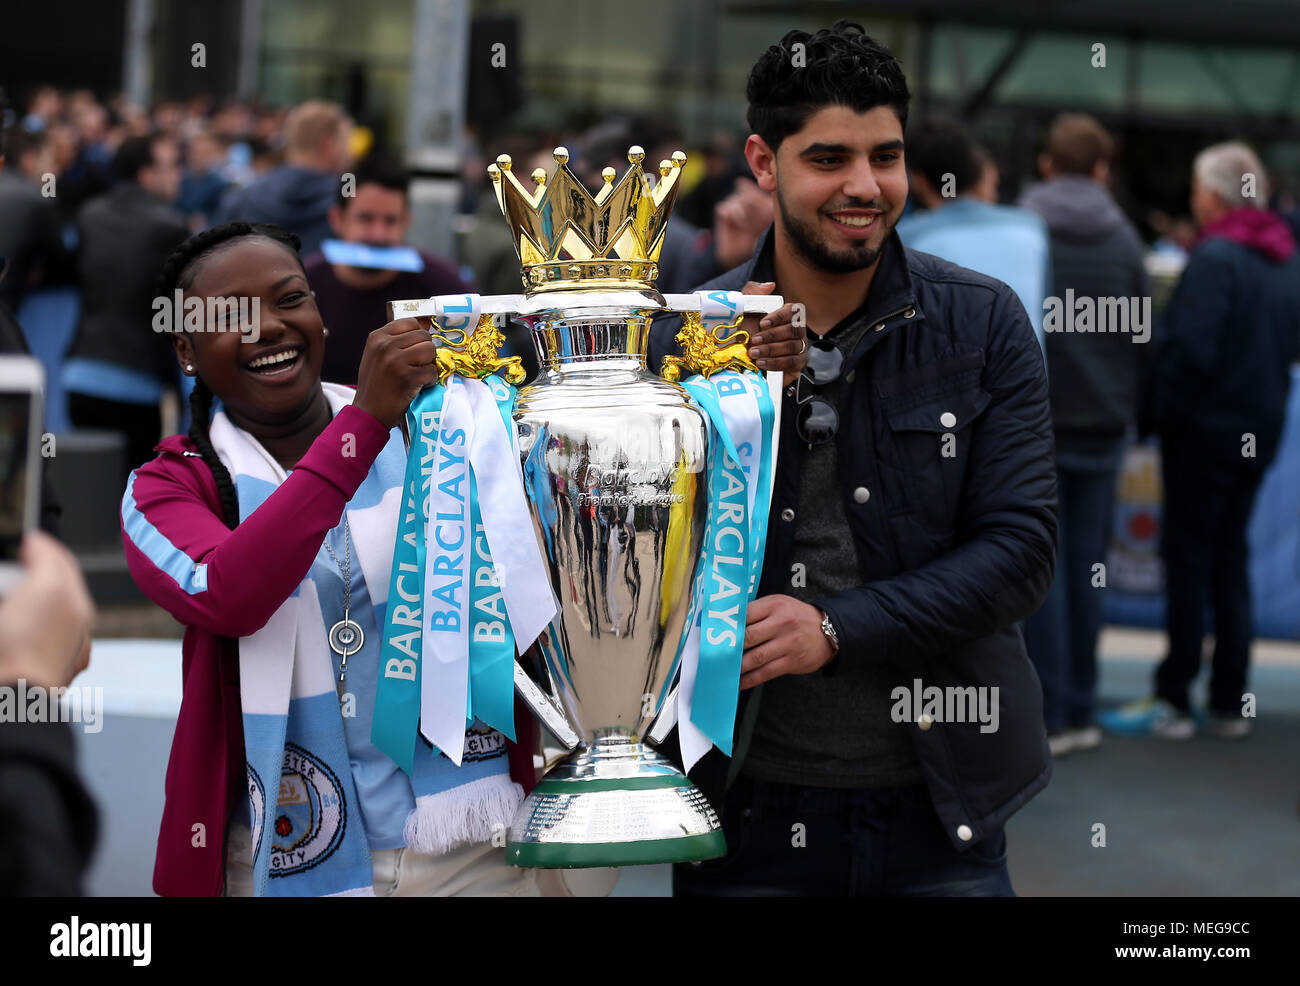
[918,713,933,730]
[903,308,916,318]
[873,323,884,332]
[846,370,856,383]
[957,825,973,842]
[780,508,795,522]
[853,486,870,504]
[940,411,956,429]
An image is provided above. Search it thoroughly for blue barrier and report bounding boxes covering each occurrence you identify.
[1103,365,1300,641]
[17,287,80,433]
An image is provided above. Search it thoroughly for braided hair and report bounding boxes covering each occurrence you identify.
[157,221,305,529]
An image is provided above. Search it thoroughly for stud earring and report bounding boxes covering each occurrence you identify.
[323,327,330,337]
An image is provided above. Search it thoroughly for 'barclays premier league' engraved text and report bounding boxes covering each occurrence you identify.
[579,463,685,505]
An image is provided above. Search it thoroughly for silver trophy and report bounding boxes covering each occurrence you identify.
[389,146,780,867]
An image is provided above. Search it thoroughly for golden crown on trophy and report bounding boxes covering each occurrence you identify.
[487,145,688,293]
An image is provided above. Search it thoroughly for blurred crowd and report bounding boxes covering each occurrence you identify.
[0,89,774,473]
[0,87,773,309]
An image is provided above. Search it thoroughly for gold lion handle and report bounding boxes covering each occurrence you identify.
[432,314,525,386]
[661,311,759,381]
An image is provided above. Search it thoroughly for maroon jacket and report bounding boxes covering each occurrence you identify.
[121,401,538,896]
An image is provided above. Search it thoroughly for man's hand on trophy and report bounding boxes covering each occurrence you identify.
[738,594,835,690]
[741,281,809,387]
[354,316,439,428]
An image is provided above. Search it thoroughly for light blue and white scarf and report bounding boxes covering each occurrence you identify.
[210,383,522,897]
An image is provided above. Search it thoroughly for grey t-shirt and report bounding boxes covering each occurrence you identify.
[742,316,924,789]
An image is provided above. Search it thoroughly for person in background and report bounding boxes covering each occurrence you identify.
[63,133,188,486]
[216,100,352,257]
[0,530,97,896]
[59,100,116,215]
[304,158,469,386]
[897,118,1050,353]
[1148,210,1199,260]
[19,87,62,133]
[711,175,774,272]
[177,130,231,230]
[1017,113,1149,755]
[675,131,750,230]
[0,126,67,313]
[1105,142,1300,740]
[576,119,719,296]
[971,144,1000,203]
[461,135,549,298]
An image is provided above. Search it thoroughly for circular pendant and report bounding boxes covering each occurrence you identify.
[329,619,364,656]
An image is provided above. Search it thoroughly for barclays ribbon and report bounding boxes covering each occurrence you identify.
[736,370,776,598]
[460,374,557,656]
[679,376,750,756]
[674,290,778,772]
[377,348,558,767]
[421,378,475,764]
[372,385,443,774]
[465,375,547,739]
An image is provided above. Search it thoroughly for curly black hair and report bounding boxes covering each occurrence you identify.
[156,221,304,529]
[745,21,911,152]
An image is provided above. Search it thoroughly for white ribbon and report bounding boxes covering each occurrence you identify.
[420,374,558,764]
[697,289,745,333]
[421,379,475,764]
[462,375,558,649]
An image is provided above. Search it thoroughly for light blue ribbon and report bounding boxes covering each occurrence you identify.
[373,384,444,774]
[680,376,752,752]
[745,372,776,601]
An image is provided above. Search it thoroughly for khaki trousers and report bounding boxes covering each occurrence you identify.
[222,823,619,896]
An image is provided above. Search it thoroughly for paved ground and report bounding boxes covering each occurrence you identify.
[611,628,1300,897]
[77,624,1299,896]
[1005,629,1300,897]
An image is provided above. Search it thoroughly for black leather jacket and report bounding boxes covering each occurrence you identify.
[650,227,1057,849]
[66,183,189,383]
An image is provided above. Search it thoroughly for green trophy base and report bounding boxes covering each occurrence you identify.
[505,750,727,869]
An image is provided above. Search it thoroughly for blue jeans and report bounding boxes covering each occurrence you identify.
[672,776,1014,897]
[1024,439,1126,732]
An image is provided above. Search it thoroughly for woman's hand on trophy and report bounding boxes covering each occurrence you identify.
[354,316,439,428]
[741,281,808,387]
[737,594,835,690]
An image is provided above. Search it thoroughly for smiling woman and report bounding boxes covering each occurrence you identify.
[118,221,546,897]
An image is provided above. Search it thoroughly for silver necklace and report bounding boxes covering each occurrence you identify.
[321,516,363,699]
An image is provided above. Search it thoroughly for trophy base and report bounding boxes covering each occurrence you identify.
[506,738,726,868]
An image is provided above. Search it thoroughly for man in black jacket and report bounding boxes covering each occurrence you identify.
[651,22,1056,896]
[1105,142,1300,741]
[63,133,188,488]
[0,126,67,314]
[1017,115,1149,756]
